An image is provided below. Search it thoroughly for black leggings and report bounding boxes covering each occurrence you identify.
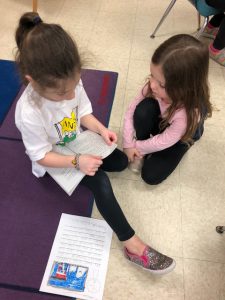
[206,0,225,49]
[133,98,189,185]
[80,149,135,242]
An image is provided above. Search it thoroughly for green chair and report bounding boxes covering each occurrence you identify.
[150,0,222,38]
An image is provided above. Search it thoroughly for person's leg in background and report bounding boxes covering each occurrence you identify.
[205,0,225,66]
[206,0,225,10]
[202,13,224,39]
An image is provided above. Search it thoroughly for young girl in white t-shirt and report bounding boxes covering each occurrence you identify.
[14,12,176,275]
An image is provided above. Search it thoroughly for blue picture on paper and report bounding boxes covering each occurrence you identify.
[48,261,88,292]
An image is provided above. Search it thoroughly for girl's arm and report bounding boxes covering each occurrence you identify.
[38,152,75,168]
[38,151,103,177]
[135,109,187,155]
[81,114,117,145]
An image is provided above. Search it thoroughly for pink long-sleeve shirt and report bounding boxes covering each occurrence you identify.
[123,87,187,155]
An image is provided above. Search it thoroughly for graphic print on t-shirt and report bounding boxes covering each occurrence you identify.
[54,107,78,146]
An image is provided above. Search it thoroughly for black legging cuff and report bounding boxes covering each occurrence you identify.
[117,229,135,242]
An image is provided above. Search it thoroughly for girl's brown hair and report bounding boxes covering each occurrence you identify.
[15,12,81,89]
[145,34,212,143]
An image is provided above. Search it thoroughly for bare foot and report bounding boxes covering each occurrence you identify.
[122,235,146,256]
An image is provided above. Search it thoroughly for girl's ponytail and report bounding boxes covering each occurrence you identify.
[15,12,81,88]
[15,12,43,50]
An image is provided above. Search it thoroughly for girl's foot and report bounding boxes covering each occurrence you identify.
[202,23,219,39]
[123,235,146,256]
[124,246,176,275]
[128,157,144,174]
[123,235,176,275]
[209,43,225,67]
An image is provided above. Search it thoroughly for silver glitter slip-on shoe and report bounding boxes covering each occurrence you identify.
[124,245,176,275]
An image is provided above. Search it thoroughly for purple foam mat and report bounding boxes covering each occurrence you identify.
[0,287,66,300]
[0,139,93,291]
[0,68,118,140]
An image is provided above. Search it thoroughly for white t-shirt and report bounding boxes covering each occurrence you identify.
[15,80,92,177]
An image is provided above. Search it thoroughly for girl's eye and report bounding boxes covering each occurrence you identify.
[150,74,165,89]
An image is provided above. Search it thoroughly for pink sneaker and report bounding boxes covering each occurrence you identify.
[209,43,225,67]
[202,24,219,39]
[124,246,176,275]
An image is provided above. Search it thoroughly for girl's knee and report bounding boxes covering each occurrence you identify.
[141,170,166,185]
[134,98,160,121]
[111,150,128,171]
[118,153,129,171]
[102,149,128,172]
[94,169,110,184]
[83,169,110,190]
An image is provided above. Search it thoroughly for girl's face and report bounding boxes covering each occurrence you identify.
[27,73,81,102]
[149,63,171,104]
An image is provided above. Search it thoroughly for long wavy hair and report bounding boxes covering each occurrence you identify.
[143,34,212,143]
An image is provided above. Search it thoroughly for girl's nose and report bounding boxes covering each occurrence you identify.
[150,79,157,90]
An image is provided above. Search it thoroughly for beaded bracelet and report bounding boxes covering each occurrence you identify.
[75,153,81,170]
[72,153,81,170]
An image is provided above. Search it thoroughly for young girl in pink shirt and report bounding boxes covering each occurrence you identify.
[123,34,212,184]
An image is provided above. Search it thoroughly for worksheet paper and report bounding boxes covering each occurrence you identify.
[45,130,117,196]
[40,214,113,300]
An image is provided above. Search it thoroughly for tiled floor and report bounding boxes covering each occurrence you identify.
[1,1,225,299]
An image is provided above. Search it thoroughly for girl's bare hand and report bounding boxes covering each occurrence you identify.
[79,154,103,176]
[123,148,142,162]
[100,128,117,145]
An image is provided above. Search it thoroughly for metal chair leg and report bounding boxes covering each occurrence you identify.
[150,0,177,38]
[197,12,201,30]
[216,226,225,234]
[195,16,209,39]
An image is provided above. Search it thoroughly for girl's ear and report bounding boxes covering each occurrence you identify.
[25,75,33,83]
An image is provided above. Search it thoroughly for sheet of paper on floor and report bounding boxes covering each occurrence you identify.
[40,213,113,300]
